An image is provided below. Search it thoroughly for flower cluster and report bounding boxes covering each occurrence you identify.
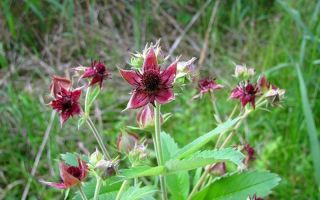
[40,42,283,200]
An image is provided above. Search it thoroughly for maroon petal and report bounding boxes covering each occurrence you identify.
[230,88,242,99]
[126,90,150,109]
[60,112,71,125]
[71,103,81,115]
[78,159,88,180]
[59,162,80,187]
[161,61,177,85]
[81,68,96,78]
[40,180,68,189]
[155,88,174,104]
[89,76,102,87]
[71,89,82,101]
[143,48,159,72]
[119,69,142,87]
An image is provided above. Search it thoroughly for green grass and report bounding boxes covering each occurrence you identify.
[0,0,319,199]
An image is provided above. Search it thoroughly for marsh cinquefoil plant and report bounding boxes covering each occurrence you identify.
[41,42,284,200]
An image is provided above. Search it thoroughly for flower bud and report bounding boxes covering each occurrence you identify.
[233,64,255,79]
[116,132,139,154]
[136,105,163,129]
[265,88,285,106]
[95,159,118,179]
[128,142,148,166]
[209,162,226,176]
[175,57,196,82]
[89,149,103,166]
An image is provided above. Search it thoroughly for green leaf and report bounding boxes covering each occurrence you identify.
[165,149,244,173]
[173,117,240,159]
[192,171,281,200]
[85,86,100,115]
[61,152,78,167]
[161,132,190,200]
[73,177,122,200]
[121,185,157,200]
[119,166,166,179]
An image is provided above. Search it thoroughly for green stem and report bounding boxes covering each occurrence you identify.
[209,91,222,123]
[187,109,252,200]
[94,176,102,200]
[86,117,111,160]
[154,103,168,200]
[78,185,88,200]
[115,180,128,200]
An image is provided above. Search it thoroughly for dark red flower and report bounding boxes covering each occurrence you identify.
[49,76,71,98]
[119,47,177,109]
[41,159,88,189]
[80,61,110,88]
[230,82,259,108]
[50,87,82,125]
[243,144,255,166]
[198,78,223,94]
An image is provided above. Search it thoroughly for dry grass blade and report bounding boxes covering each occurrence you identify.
[198,0,221,68]
[21,111,56,200]
[168,0,212,56]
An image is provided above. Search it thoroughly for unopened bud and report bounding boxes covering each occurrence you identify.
[136,105,163,129]
[89,149,103,166]
[234,64,255,79]
[209,162,226,176]
[116,132,139,154]
[128,142,148,166]
[95,159,118,179]
[265,88,285,106]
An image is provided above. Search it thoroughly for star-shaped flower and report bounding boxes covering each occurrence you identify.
[119,47,177,109]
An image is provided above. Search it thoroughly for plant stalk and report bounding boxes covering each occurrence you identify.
[86,117,111,160]
[154,103,168,200]
[115,180,128,200]
[78,185,88,200]
[94,176,102,200]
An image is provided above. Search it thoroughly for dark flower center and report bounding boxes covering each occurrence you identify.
[142,70,161,92]
[67,166,82,180]
[61,96,72,110]
[95,64,106,75]
[245,84,257,96]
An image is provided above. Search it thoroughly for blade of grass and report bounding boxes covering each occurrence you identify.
[295,36,320,186]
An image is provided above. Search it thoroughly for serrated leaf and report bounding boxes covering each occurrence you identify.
[192,171,281,200]
[161,132,190,200]
[85,86,100,115]
[73,177,122,200]
[165,149,244,173]
[121,185,157,200]
[61,152,78,167]
[120,166,166,179]
[173,117,240,159]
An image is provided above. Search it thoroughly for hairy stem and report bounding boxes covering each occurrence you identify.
[86,117,111,160]
[154,103,168,200]
[209,91,222,123]
[115,180,128,200]
[94,176,102,200]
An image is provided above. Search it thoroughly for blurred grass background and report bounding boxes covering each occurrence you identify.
[0,0,319,199]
